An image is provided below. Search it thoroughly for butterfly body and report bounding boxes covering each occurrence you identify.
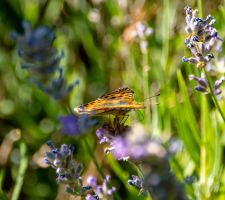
[74,87,145,116]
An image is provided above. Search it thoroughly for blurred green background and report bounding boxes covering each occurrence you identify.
[1,0,225,199]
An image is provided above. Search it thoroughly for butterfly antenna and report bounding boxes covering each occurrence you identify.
[143,92,160,101]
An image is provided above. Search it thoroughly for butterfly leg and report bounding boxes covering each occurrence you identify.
[113,114,130,134]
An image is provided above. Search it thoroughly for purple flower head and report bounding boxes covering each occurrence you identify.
[59,114,97,136]
[85,194,99,200]
[128,175,144,190]
[96,127,113,144]
[109,123,166,161]
[111,136,130,160]
[85,175,116,199]
[183,6,222,69]
[11,21,58,74]
[11,21,79,100]
[44,141,92,196]
[44,141,83,182]
[87,176,97,187]
[59,114,80,135]
[32,67,79,100]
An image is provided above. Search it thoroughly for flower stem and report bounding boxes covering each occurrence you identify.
[204,69,225,122]
[0,169,5,193]
[11,141,28,200]
[128,161,152,200]
[83,137,105,178]
[197,0,203,18]
[83,137,122,200]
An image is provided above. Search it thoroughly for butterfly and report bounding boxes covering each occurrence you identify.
[74,87,146,116]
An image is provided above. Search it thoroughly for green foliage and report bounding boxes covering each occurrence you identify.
[1,0,225,199]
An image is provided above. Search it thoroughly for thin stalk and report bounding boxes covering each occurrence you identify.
[204,69,225,122]
[142,51,151,132]
[162,0,169,72]
[0,169,5,192]
[136,164,152,200]
[83,137,122,200]
[37,0,51,25]
[199,95,206,187]
[197,0,203,18]
[83,137,105,178]
[11,141,28,200]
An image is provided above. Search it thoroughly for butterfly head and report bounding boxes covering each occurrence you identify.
[74,105,86,115]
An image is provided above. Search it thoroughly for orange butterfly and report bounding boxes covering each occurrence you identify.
[74,87,146,116]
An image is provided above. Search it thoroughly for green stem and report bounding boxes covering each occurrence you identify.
[142,51,151,131]
[11,141,28,200]
[199,95,206,187]
[83,137,122,200]
[197,0,203,18]
[83,137,105,178]
[204,69,225,122]
[0,169,4,192]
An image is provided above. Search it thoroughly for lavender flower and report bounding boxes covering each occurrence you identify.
[59,114,97,136]
[183,6,225,96]
[11,21,78,100]
[183,6,221,69]
[59,114,80,135]
[86,194,99,200]
[44,141,91,196]
[86,175,116,199]
[214,76,225,95]
[96,122,166,161]
[35,68,79,100]
[128,158,187,199]
[96,126,113,144]
[128,175,144,191]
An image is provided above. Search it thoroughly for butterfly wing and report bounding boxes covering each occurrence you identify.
[74,87,144,115]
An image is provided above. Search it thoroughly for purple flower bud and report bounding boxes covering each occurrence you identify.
[128,175,144,190]
[198,78,208,87]
[182,57,189,62]
[214,88,222,95]
[192,35,199,42]
[195,85,208,93]
[96,127,113,144]
[86,194,99,200]
[214,76,225,89]
[87,176,97,187]
[206,15,213,21]
[184,38,191,44]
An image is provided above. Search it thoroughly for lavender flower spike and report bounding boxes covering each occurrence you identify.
[11,21,79,100]
[44,141,91,196]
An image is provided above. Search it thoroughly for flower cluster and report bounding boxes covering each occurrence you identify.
[11,21,78,100]
[44,141,90,196]
[44,141,116,199]
[86,175,116,200]
[96,117,187,199]
[96,121,166,161]
[128,175,144,192]
[182,6,225,95]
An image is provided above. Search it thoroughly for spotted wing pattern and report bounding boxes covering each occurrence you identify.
[74,87,145,116]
